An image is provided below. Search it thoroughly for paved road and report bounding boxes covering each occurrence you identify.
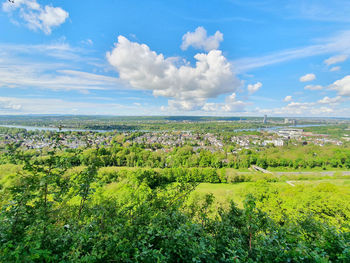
[275,171,350,176]
[237,171,350,176]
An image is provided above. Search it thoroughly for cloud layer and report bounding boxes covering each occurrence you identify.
[107,35,241,111]
[234,31,350,72]
[2,0,69,34]
[0,96,142,115]
[0,42,122,92]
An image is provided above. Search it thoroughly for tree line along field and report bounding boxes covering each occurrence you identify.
[2,142,350,170]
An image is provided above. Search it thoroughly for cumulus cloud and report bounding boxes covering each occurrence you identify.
[324,54,348,66]
[317,96,342,105]
[247,82,262,94]
[107,36,241,111]
[286,101,314,108]
[284,95,292,102]
[2,0,69,34]
[257,101,321,116]
[331,75,350,96]
[299,73,316,82]
[201,93,248,113]
[304,84,323,91]
[181,26,223,52]
[255,91,350,117]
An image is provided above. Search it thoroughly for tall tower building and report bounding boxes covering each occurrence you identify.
[263,115,267,124]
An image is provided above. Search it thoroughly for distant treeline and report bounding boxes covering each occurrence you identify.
[0,115,318,132]
[2,142,350,170]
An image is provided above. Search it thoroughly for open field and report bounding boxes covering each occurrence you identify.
[192,178,350,208]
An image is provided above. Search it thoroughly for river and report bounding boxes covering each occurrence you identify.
[0,125,109,133]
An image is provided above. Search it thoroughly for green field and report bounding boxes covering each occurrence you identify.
[191,178,350,209]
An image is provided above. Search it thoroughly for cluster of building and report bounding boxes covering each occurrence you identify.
[131,132,225,150]
[275,128,343,146]
[0,126,346,151]
[0,132,112,149]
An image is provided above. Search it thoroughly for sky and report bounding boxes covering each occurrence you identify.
[1,0,350,117]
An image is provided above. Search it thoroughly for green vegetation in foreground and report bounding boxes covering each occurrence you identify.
[1,153,350,262]
[1,126,350,262]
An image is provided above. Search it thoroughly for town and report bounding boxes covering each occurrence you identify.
[1,125,346,152]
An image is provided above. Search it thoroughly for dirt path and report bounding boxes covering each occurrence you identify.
[286,181,295,187]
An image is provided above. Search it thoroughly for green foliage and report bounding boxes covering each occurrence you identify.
[0,133,350,262]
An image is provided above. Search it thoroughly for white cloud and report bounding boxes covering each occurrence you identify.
[292,0,350,23]
[234,30,350,72]
[81,39,93,46]
[201,93,248,113]
[299,73,316,82]
[168,99,205,111]
[254,90,350,117]
[304,84,323,90]
[330,66,341,72]
[181,26,223,52]
[0,99,22,111]
[233,0,350,23]
[0,42,81,61]
[0,96,147,115]
[284,95,292,102]
[0,42,121,92]
[330,75,350,96]
[324,54,348,65]
[286,101,314,108]
[311,107,334,114]
[256,101,318,116]
[107,36,241,111]
[2,0,69,34]
[317,96,342,105]
[0,66,121,91]
[247,82,262,94]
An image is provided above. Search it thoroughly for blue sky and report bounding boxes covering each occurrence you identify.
[1,0,350,117]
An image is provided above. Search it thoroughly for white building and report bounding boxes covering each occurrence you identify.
[262,139,284,147]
